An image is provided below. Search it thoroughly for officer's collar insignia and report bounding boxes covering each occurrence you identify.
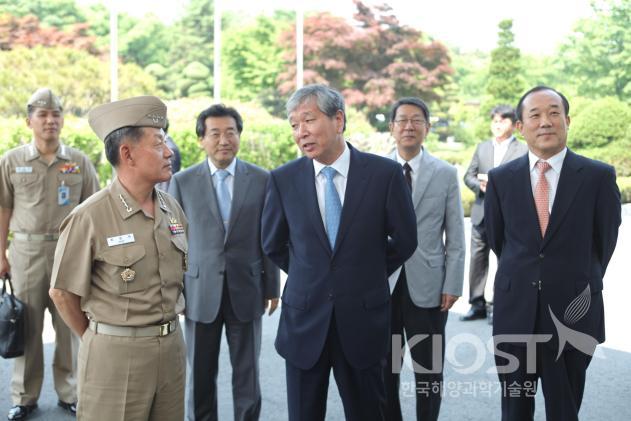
[118,194,133,213]
[156,191,169,211]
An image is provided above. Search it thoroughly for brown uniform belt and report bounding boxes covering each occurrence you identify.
[13,232,59,241]
[88,319,177,337]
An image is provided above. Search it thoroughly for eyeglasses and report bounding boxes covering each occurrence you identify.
[394,119,427,127]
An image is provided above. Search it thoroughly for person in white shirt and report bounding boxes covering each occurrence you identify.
[461,105,527,322]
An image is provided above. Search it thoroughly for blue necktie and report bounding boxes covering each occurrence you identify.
[215,169,231,231]
[321,166,342,249]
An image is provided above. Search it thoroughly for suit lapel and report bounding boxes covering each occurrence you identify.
[542,150,584,248]
[500,137,519,164]
[293,157,331,253]
[412,151,436,209]
[334,145,370,255]
[481,141,494,170]
[197,162,226,236]
[226,159,251,240]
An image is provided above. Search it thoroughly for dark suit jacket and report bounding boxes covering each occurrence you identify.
[464,137,528,226]
[485,150,621,344]
[169,158,280,323]
[261,144,417,370]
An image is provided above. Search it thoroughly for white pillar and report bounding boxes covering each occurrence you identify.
[109,3,118,102]
[213,0,222,103]
[296,5,304,89]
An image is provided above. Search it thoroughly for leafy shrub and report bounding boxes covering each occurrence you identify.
[569,97,631,149]
[0,46,161,117]
[618,177,631,204]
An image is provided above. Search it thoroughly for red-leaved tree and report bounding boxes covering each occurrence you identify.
[0,14,99,54]
[277,1,453,123]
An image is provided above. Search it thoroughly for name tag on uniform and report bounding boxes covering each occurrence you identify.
[107,233,135,247]
[15,166,33,173]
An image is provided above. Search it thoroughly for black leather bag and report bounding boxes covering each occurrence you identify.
[0,275,26,358]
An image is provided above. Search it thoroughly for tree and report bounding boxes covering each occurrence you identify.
[0,46,160,116]
[164,0,215,97]
[0,14,98,53]
[119,14,171,68]
[559,0,630,102]
[0,0,85,29]
[223,13,292,102]
[485,19,524,107]
[569,97,631,148]
[277,1,453,127]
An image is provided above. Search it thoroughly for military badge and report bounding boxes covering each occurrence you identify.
[120,268,136,282]
[168,217,185,235]
[59,162,81,174]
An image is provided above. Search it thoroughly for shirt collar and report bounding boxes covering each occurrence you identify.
[208,157,237,177]
[313,142,350,178]
[395,147,423,173]
[528,147,567,173]
[26,142,70,162]
[109,177,170,220]
[109,177,142,219]
[493,136,515,149]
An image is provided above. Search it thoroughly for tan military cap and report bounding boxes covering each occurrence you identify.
[27,88,62,111]
[88,96,167,141]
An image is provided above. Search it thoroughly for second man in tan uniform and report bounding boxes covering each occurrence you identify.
[49,96,188,421]
[0,88,99,420]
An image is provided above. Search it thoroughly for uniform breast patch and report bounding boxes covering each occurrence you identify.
[168,217,185,235]
[59,162,81,174]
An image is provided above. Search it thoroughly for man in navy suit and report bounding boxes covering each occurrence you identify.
[485,86,621,421]
[261,84,417,421]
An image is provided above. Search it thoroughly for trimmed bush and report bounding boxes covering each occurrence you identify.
[618,177,631,204]
[569,97,631,149]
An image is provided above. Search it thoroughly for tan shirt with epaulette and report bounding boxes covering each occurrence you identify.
[51,177,188,327]
[0,142,100,234]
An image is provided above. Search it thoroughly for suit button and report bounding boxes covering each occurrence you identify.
[328,293,334,300]
[531,281,537,287]
[539,253,544,258]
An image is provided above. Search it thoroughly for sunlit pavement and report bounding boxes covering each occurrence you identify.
[2,205,629,420]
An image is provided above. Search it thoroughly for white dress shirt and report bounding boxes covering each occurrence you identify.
[208,157,237,200]
[493,136,515,168]
[313,143,350,230]
[528,148,567,213]
[395,148,423,192]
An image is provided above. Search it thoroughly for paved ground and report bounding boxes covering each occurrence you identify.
[2,205,630,420]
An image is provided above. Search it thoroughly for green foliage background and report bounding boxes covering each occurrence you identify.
[0,0,630,206]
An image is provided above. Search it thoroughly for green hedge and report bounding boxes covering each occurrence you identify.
[569,97,631,149]
[618,177,631,204]
[0,99,297,187]
[2,110,629,210]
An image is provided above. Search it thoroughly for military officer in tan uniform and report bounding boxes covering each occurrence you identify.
[49,96,188,421]
[0,88,100,420]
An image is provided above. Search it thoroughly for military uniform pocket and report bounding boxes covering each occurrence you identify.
[9,173,43,202]
[57,173,83,204]
[99,244,148,294]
